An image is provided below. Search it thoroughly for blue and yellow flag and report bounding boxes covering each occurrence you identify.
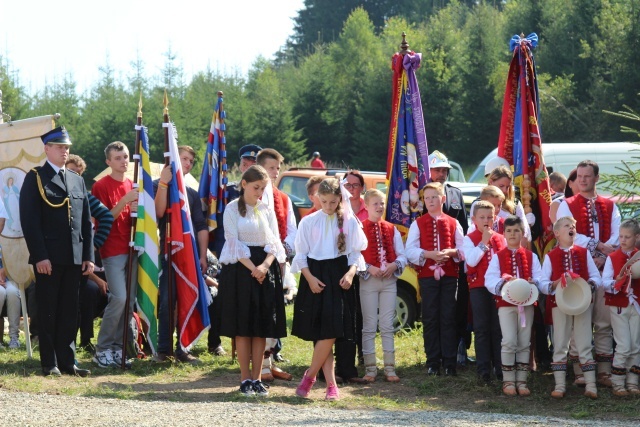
[134,125,160,354]
[199,94,228,231]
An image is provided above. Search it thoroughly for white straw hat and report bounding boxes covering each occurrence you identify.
[555,277,592,316]
[501,278,539,306]
[622,252,640,279]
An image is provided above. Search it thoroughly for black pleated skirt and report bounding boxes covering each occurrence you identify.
[217,246,286,339]
[292,255,356,341]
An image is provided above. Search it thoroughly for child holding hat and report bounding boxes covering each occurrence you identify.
[602,218,640,396]
[539,216,602,399]
[485,216,542,396]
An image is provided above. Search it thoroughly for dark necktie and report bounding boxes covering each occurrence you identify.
[58,169,67,189]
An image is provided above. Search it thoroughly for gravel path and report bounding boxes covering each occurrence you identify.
[1,390,637,427]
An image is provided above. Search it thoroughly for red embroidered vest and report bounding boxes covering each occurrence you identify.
[466,230,507,289]
[496,247,534,308]
[272,187,289,242]
[546,246,590,311]
[416,214,459,279]
[362,219,397,268]
[565,195,614,243]
[493,217,505,235]
[605,249,640,308]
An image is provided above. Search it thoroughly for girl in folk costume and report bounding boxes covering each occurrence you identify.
[406,182,465,376]
[359,189,407,383]
[218,166,287,397]
[291,178,367,401]
[462,201,508,384]
[602,219,640,396]
[540,216,602,399]
[485,216,542,396]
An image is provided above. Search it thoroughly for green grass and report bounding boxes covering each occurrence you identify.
[1,306,639,421]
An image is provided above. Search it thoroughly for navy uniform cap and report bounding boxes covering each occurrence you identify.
[41,126,72,145]
[239,144,262,160]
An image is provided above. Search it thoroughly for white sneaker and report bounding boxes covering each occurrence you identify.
[8,337,20,349]
[112,349,132,369]
[93,350,116,368]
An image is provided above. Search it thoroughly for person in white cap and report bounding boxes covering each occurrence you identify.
[539,216,602,399]
[427,150,471,367]
[310,151,325,169]
[485,216,542,396]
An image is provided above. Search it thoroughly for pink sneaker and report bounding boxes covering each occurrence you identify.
[295,369,316,398]
[325,382,340,401]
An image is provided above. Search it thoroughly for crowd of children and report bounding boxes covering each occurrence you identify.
[213,154,640,401]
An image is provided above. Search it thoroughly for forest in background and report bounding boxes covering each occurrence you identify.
[1,0,639,182]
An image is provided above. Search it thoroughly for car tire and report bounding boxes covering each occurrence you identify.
[394,284,417,331]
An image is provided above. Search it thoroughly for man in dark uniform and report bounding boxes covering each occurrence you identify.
[20,126,94,377]
[427,150,471,370]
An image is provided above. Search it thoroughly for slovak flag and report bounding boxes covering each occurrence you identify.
[164,122,211,351]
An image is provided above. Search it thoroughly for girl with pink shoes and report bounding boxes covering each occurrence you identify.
[290,178,367,400]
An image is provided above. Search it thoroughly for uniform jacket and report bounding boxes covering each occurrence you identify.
[20,161,94,266]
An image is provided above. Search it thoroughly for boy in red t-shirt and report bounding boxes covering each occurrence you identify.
[91,141,138,369]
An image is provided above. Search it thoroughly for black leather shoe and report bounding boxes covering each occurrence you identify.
[62,365,91,377]
[427,367,440,376]
[42,366,61,377]
[480,373,492,384]
[444,368,457,376]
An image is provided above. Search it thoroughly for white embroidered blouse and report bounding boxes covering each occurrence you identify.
[290,210,367,273]
[219,199,286,265]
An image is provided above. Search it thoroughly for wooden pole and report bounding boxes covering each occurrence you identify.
[120,94,143,368]
[162,90,175,357]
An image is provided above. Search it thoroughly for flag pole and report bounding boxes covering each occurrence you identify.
[162,90,175,358]
[120,94,143,368]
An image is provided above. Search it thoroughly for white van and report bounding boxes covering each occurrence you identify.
[468,142,640,183]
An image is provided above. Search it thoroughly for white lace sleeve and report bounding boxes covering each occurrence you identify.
[219,202,251,265]
[346,217,367,271]
[263,206,287,263]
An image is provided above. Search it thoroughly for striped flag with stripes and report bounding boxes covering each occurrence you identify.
[134,124,160,354]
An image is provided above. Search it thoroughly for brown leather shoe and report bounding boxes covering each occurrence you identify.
[176,352,201,365]
[271,366,293,381]
[346,377,368,384]
[550,389,565,399]
[584,389,598,399]
[597,373,612,388]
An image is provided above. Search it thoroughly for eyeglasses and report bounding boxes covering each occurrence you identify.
[344,183,362,190]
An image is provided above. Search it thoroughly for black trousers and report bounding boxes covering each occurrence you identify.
[420,276,458,370]
[334,277,360,379]
[469,287,502,376]
[207,296,222,350]
[35,265,82,369]
[78,277,108,346]
[455,268,471,350]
